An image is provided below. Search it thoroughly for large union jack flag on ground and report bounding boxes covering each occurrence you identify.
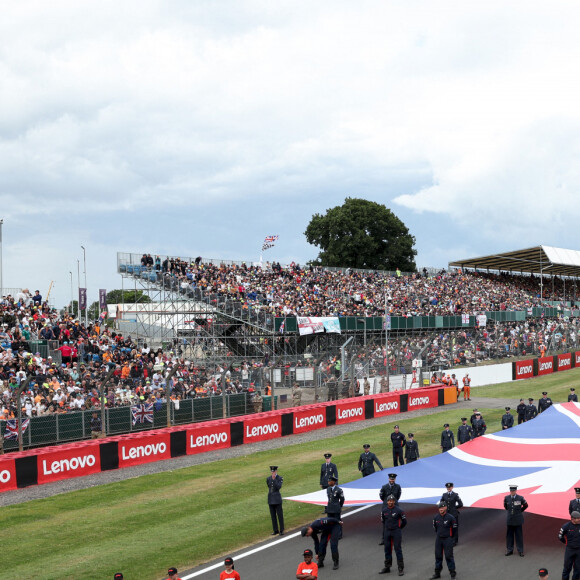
[4,418,30,440]
[287,402,580,519]
[131,403,154,426]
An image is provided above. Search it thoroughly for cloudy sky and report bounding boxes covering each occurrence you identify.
[2,0,580,308]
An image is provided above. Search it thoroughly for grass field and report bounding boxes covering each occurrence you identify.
[3,370,578,580]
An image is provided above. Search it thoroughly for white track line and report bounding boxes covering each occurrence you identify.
[180,504,375,579]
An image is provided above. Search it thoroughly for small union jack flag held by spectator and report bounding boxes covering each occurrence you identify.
[262,235,279,251]
[131,403,154,426]
[4,418,30,440]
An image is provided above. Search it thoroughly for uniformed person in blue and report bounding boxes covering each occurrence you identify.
[501,407,514,429]
[441,483,463,545]
[525,398,538,421]
[301,517,343,570]
[457,418,473,444]
[569,487,580,515]
[380,494,407,576]
[379,473,402,545]
[358,444,383,477]
[558,510,580,580]
[404,433,419,463]
[391,425,406,466]
[267,466,284,535]
[320,453,338,489]
[326,475,344,520]
[430,501,457,579]
[516,398,527,424]
[469,408,482,427]
[538,392,553,413]
[504,484,528,556]
[569,388,578,402]
[472,412,487,438]
[440,424,455,452]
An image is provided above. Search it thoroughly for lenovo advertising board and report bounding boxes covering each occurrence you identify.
[373,394,401,418]
[186,423,231,455]
[515,359,534,380]
[407,390,438,410]
[37,446,101,485]
[293,408,326,434]
[118,433,172,468]
[243,415,282,443]
[335,400,366,424]
[558,353,572,371]
[537,356,554,377]
[0,458,17,492]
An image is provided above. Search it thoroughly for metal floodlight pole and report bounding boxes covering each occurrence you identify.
[81,245,87,326]
[77,260,80,319]
[165,363,180,427]
[16,377,32,452]
[100,366,117,438]
[69,271,73,313]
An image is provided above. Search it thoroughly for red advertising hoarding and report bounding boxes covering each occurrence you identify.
[293,407,326,434]
[37,445,101,485]
[537,356,555,376]
[243,415,282,443]
[186,423,231,455]
[373,394,401,418]
[0,458,17,492]
[515,359,534,380]
[558,353,572,371]
[118,432,171,468]
[335,400,365,424]
[407,389,438,410]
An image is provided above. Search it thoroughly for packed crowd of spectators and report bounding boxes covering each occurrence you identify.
[2,259,579,424]
[138,255,577,319]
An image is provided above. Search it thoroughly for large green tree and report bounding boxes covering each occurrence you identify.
[304,197,417,271]
[105,289,152,304]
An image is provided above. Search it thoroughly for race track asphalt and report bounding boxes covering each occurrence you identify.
[178,502,565,580]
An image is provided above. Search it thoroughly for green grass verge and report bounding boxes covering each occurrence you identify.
[2,368,574,580]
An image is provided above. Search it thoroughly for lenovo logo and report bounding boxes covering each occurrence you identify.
[410,397,430,406]
[540,361,552,371]
[517,365,532,375]
[337,407,363,419]
[375,401,398,413]
[190,432,228,447]
[121,442,167,459]
[246,423,279,437]
[559,357,571,367]
[43,454,96,475]
[295,414,324,429]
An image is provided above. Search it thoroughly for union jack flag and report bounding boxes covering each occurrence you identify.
[262,235,279,252]
[287,402,580,520]
[4,418,30,440]
[131,403,154,425]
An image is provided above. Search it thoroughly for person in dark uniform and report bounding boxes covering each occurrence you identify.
[516,398,527,424]
[404,433,419,463]
[441,483,463,545]
[301,517,343,570]
[379,473,402,544]
[430,501,457,579]
[380,494,407,576]
[504,484,528,556]
[569,487,580,515]
[569,388,578,402]
[472,412,486,438]
[469,408,479,427]
[558,510,580,580]
[539,392,553,413]
[501,407,514,430]
[526,398,538,421]
[358,444,383,476]
[391,425,406,466]
[267,466,284,535]
[320,453,338,490]
[326,475,344,520]
[440,424,455,452]
[457,418,473,444]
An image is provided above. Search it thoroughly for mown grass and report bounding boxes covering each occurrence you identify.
[1,369,573,580]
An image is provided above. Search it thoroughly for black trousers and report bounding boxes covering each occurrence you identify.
[384,528,403,564]
[393,448,404,466]
[269,503,284,533]
[563,547,580,580]
[435,536,455,571]
[506,524,523,553]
